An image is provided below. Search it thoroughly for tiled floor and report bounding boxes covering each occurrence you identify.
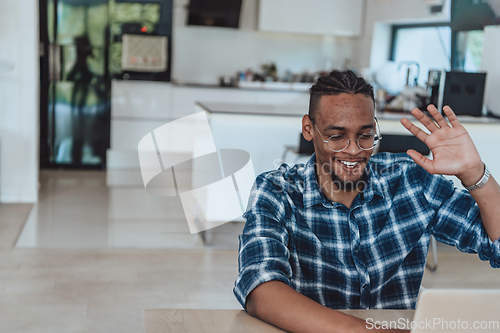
[16,170,243,249]
[0,170,498,332]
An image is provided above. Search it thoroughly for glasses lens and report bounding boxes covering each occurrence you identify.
[327,138,349,152]
[358,134,377,150]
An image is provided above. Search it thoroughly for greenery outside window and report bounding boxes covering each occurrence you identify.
[453,29,484,71]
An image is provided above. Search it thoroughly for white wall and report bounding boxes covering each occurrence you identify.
[0,0,39,202]
[482,25,500,116]
[354,0,451,70]
[171,0,357,84]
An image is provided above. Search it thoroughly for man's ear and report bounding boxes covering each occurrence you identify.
[302,115,314,141]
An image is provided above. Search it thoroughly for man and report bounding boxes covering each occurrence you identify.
[233,70,500,332]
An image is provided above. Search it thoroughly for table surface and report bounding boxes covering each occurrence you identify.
[144,309,415,333]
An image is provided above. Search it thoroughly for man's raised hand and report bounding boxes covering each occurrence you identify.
[400,104,483,186]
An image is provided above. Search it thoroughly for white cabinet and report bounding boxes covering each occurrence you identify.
[258,0,363,36]
[111,80,174,119]
[107,80,310,172]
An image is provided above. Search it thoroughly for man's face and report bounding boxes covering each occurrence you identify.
[303,93,375,191]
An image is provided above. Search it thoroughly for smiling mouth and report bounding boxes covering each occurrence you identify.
[339,160,360,168]
[336,159,367,169]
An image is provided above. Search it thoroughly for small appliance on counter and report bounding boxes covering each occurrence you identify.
[426,69,444,107]
[442,71,486,117]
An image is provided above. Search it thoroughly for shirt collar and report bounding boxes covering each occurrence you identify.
[303,154,385,208]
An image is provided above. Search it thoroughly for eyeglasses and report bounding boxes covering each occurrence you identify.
[312,117,382,152]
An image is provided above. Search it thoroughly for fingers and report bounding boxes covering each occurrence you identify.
[400,118,428,143]
[427,104,450,128]
[410,108,439,133]
[406,149,435,173]
[442,105,461,128]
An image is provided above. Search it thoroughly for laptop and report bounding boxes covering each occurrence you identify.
[411,288,500,332]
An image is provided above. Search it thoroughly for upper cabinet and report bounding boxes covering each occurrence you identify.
[258,0,363,36]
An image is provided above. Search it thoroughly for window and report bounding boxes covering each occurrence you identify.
[390,24,451,86]
[388,0,499,86]
[390,24,489,87]
[454,29,485,71]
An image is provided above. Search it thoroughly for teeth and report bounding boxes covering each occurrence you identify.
[340,160,359,168]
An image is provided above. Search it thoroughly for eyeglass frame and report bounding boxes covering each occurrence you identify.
[310,116,383,152]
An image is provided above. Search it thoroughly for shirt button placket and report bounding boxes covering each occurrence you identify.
[349,207,370,309]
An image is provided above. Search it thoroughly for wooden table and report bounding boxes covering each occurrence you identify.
[144,309,415,333]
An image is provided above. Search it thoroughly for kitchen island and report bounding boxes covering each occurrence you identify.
[197,101,306,175]
[199,101,500,179]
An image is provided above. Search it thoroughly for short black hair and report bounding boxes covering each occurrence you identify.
[308,70,375,121]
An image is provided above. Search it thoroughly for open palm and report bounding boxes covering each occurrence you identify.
[400,105,482,177]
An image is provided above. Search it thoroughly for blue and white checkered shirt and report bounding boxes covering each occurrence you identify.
[233,153,500,310]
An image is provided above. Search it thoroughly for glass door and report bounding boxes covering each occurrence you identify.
[40,0,110,168]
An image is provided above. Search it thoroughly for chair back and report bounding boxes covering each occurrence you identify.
[378,134,430,155]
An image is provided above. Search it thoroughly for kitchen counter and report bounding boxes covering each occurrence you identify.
[199,101,500,178]
[197,101,307,117]
[108,81,310,175]
[377,111,500,124]
[109,80,500,180]
[172,80,311,93]
[199,101,500,124]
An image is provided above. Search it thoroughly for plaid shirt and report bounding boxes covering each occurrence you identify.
[234,153,500,310]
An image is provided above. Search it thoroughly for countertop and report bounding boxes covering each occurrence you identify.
[173,81,311,93]
[378,110,500,124]
[197,101,307,117]
[113,79,311,93]
[198,101,500,124]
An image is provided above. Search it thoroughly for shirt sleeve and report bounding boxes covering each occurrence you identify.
[233,173,293,310]
[414,164,500,268]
